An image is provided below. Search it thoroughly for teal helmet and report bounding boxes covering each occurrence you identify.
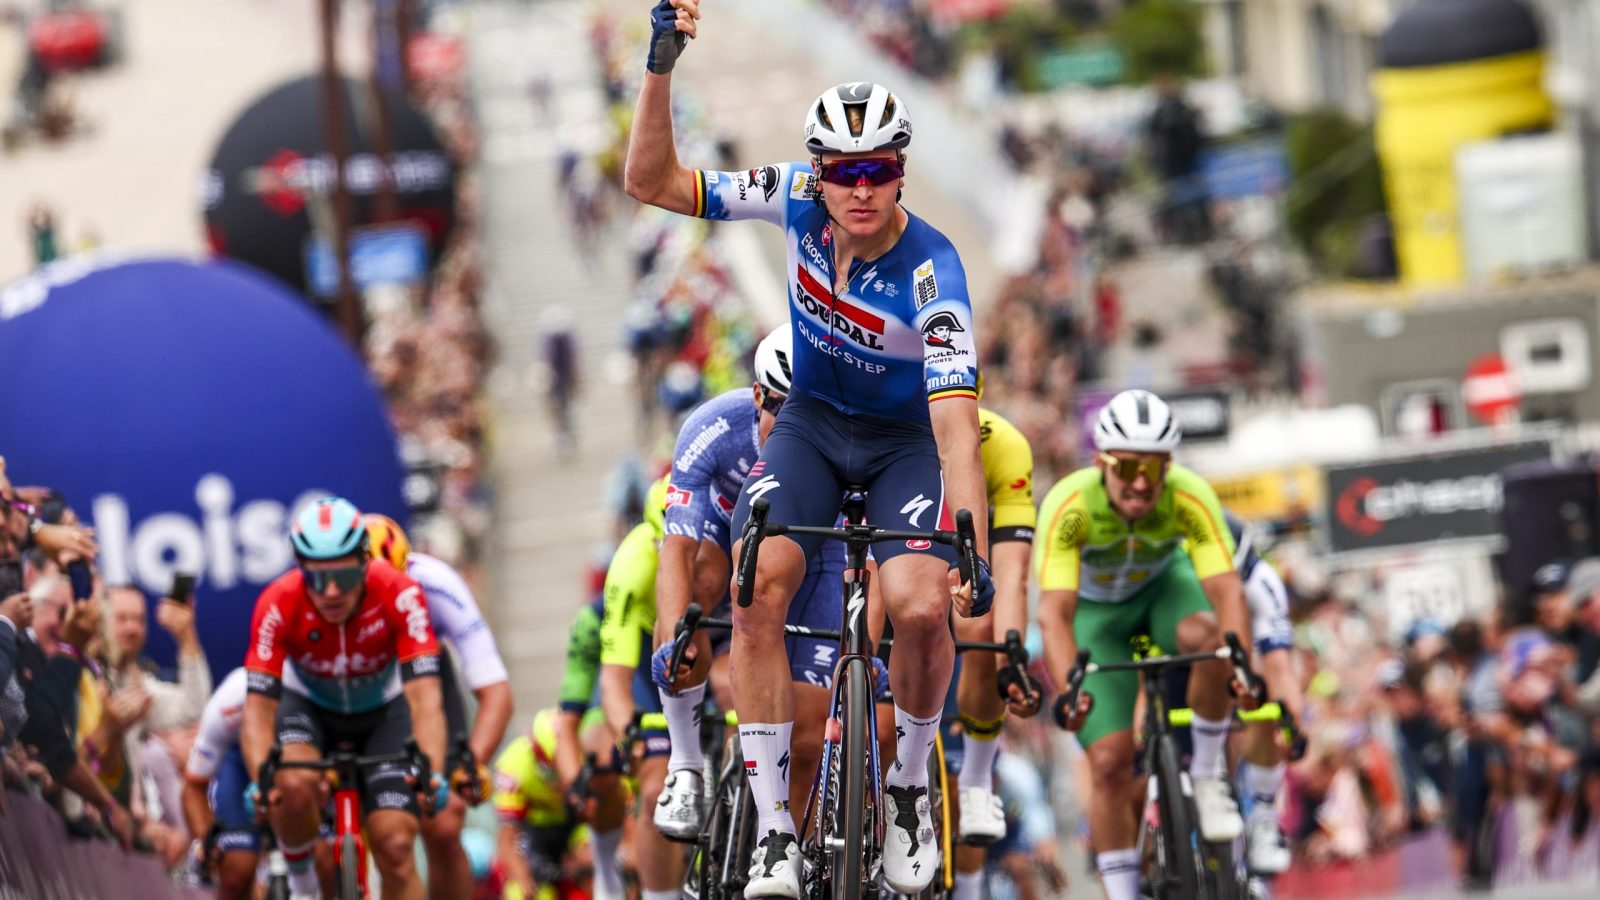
[291,496,368,561]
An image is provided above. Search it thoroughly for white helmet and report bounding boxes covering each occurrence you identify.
[804,82,912,155]
[1093,389,1182,453]
[752,326,793,394]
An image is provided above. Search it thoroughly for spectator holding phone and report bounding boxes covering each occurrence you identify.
[105,585,211,732]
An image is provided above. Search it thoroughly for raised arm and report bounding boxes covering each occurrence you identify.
[623,0,702,213]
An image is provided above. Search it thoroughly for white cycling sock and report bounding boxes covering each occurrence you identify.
[1243,761,1285,820]
[287,867,320,898]
[643,890,680,900]
[954,870,983,900]
[887,706,941,790]
[661,682,707,774]
[1189,713,1231,780]
[591,827,625,900]
[956,720,1002,792]
[740,722,796,836]
[1096,848,1141,900]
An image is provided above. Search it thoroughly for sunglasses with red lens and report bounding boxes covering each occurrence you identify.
[817,159,905,187]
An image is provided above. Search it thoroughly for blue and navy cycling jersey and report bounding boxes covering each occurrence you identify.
[694,162,979,421]
[664,388,761,547]
[1223,509,1261,581]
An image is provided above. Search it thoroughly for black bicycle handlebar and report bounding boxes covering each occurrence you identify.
[735,496,982,608]
[257,738,434,815]
[665,602,703,685]
[684,613,1012,654]
[1224,632,1269,706]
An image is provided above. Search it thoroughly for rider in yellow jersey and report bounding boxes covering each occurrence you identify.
[597,478,689,900]
[493,708,588,900]
[1034,390,1254,900]
[947,402,1044,900]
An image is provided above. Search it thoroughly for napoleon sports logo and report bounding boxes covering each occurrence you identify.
[93,473,333,598]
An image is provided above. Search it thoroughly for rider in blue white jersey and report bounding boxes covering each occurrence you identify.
[1225,511,1301,875]
[625,4,994,894]
[650,328,855,841]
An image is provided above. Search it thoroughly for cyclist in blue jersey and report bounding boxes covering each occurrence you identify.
[625,5,994,894]
[1225,511,1301,875]
[650,327,856,842]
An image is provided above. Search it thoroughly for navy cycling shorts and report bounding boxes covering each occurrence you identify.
[731,394,957,568]
[209,745,259,854]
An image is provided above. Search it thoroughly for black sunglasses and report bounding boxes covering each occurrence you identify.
[302,562,365,593]
[759,387,786,415]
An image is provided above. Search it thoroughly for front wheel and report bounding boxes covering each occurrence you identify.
[830,656,874,900]
[337,833,362,900]
[1151,734,1201,899]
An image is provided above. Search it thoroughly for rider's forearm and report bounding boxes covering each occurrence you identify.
[241,692,279,781]
[182,776,213,840]
[469,681,514,766]
[654,535,697,647]
[991,541,1030,640]
[1037,589,1079,686]
[403,675,448,773]
[1202,575,1251,649]
[623,73,693,212]
[599,665,635,737]
[932,404,988,561]
[555,711,584,788]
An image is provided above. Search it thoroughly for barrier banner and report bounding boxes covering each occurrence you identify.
[0,256,407,675]
[1323,439,1552,553]
[0,789,210,898]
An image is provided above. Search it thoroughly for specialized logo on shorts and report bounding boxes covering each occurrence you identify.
[746,474,782,503]
[913,259,938,310]
[900,494,934,529]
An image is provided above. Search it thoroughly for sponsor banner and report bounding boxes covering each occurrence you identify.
[0,257,407,675]
[1323,440,1552,553]
[1165,388,1231,442]
[1210,464,1323,521]
[202,74,457,296]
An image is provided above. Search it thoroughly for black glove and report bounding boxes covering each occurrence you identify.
[646,0,687,75]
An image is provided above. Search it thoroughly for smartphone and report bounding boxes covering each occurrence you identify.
[170,572,196,604]
[0,560,23,598]
[66,560,94,601]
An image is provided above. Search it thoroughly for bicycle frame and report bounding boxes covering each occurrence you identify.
[258,739,430,900]
[735,491,981,900]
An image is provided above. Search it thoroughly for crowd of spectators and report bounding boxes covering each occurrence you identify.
[363,22,494,584]
[1220,549,1600,891]
[1,455,213,877]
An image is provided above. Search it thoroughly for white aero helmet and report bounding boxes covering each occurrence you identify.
[753,326,793,394]
[1093,389,1182,454]
[804,82,912,155]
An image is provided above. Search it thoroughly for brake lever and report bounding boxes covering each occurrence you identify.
[1223,632,1267,706]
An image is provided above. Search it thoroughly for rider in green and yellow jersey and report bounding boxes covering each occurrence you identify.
[1034,389,1253,900]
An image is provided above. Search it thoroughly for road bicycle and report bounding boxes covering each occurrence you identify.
[1058,632,1266,900]
[735,489,985,900]
[256,737,435,900]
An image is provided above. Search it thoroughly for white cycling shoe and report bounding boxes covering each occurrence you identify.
[1193,777,1244,842]
[883,784,939,893]
[746,829,801,898]
[957,786,1006,845]
[654,769,705,841]
[1247,815,1291,874]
